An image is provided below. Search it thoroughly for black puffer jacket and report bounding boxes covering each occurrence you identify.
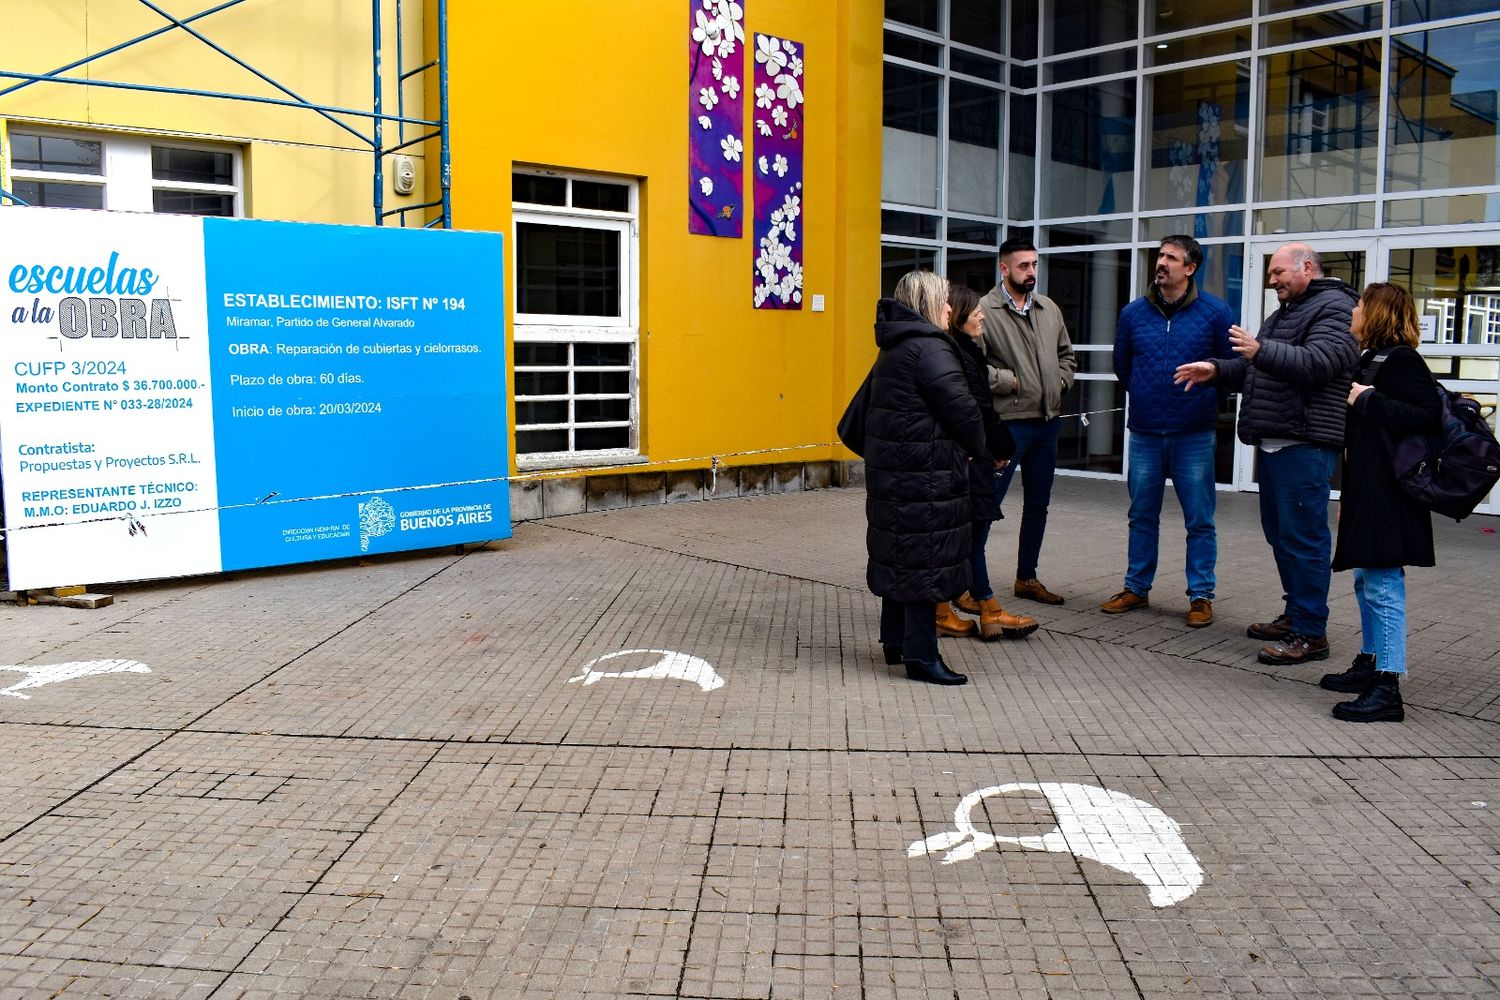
[865,300,988,601]
[1216,278,1359,447]
[954,333,1014,523]
[1333,346,1442,570]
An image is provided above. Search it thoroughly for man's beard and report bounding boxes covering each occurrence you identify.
[1008,275,1036,297]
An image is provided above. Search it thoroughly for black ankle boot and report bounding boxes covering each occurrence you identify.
[882,644,903,666]
[905,658,968,686]
[1332,670,1404,722]
[1320,652,1377,693]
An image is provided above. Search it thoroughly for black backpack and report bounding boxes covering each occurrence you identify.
[1367,350,1500,521]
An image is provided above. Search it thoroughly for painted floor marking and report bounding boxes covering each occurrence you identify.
[567,649,725,692]
[0,659,152,700]
[908,781,1205,907]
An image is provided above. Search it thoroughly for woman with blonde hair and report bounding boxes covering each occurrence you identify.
[863,271,989,685]
[1323,282,1441,722]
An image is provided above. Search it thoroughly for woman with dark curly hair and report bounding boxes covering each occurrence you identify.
[941,283,1037,642]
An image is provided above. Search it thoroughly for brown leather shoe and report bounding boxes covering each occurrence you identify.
[1100,589,1148,614]
[1014,577,1064,605]
[1186,598,1213,628]
[936,601,978,638]
[954,592,982,615]
[1246,614,1292,641]
[973,596,1039,640]
[1257,633,1330,665]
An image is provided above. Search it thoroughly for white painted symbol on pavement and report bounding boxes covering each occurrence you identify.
[567,649,725,692]
[908,782,1204,907]
[0,659,152,700]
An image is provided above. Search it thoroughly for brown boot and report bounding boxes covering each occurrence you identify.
[974,596,1039,640]
[1100,589,1148,614]
[954,592,982,615]
[936,601,978,638]
[1014,577,1065,605]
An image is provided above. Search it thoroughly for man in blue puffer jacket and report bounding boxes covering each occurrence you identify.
[1103,235,1234,628]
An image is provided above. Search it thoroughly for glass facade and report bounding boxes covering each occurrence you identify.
[881,0,1500,497]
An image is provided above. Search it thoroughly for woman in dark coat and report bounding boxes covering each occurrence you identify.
[865,271,988,685]
[1323,282,1442,722]
[940,284,1038,641]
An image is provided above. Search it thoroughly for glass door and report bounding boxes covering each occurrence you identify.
[1232,239,1371,492]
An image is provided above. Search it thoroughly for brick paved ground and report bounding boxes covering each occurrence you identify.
[0,477,1496,998]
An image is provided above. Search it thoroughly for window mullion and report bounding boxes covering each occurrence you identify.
[104,137,153,213]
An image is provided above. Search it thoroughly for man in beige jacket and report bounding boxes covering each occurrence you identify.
[977,236,1077,605]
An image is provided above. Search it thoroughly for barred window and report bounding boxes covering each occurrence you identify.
[512,170,639,468]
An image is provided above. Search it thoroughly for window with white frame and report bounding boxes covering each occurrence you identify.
[512,169,640,467]
[5,128,240,216]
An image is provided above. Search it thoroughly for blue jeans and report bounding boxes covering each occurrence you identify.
[1354,567,1407,675]
[879,598,939,667]
[993,417,1060,580]
[1256,444,1338,639]
[1124,430,1217,600]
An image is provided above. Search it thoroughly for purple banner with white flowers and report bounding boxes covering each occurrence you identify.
[688,1,746,237]
[751,34,804,309]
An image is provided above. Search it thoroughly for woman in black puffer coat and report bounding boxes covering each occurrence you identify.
[1322,283,1442,723]
[865,271,988,685]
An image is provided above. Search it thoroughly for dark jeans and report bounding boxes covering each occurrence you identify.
[1257,443,1338,639]
[879,597,938,667]
[969,520,994,600]
[993,416,1060,579]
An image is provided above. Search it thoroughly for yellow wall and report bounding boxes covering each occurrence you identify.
[448,0,883,473]
[0,0,431,225]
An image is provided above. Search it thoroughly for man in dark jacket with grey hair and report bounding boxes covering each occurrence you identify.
[1174,242,1359,665]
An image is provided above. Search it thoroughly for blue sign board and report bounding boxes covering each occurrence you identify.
[0,210,510,589]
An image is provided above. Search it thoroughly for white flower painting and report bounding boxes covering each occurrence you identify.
[691,10,723,56]
[755,34,787,75]
[689,0,746,238]
[752,33,806,310]
[775,73,803,110]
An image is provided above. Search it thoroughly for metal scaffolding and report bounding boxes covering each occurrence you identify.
[0,0,450,228]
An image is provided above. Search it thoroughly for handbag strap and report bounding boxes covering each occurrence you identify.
[1362,348,1393,385]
